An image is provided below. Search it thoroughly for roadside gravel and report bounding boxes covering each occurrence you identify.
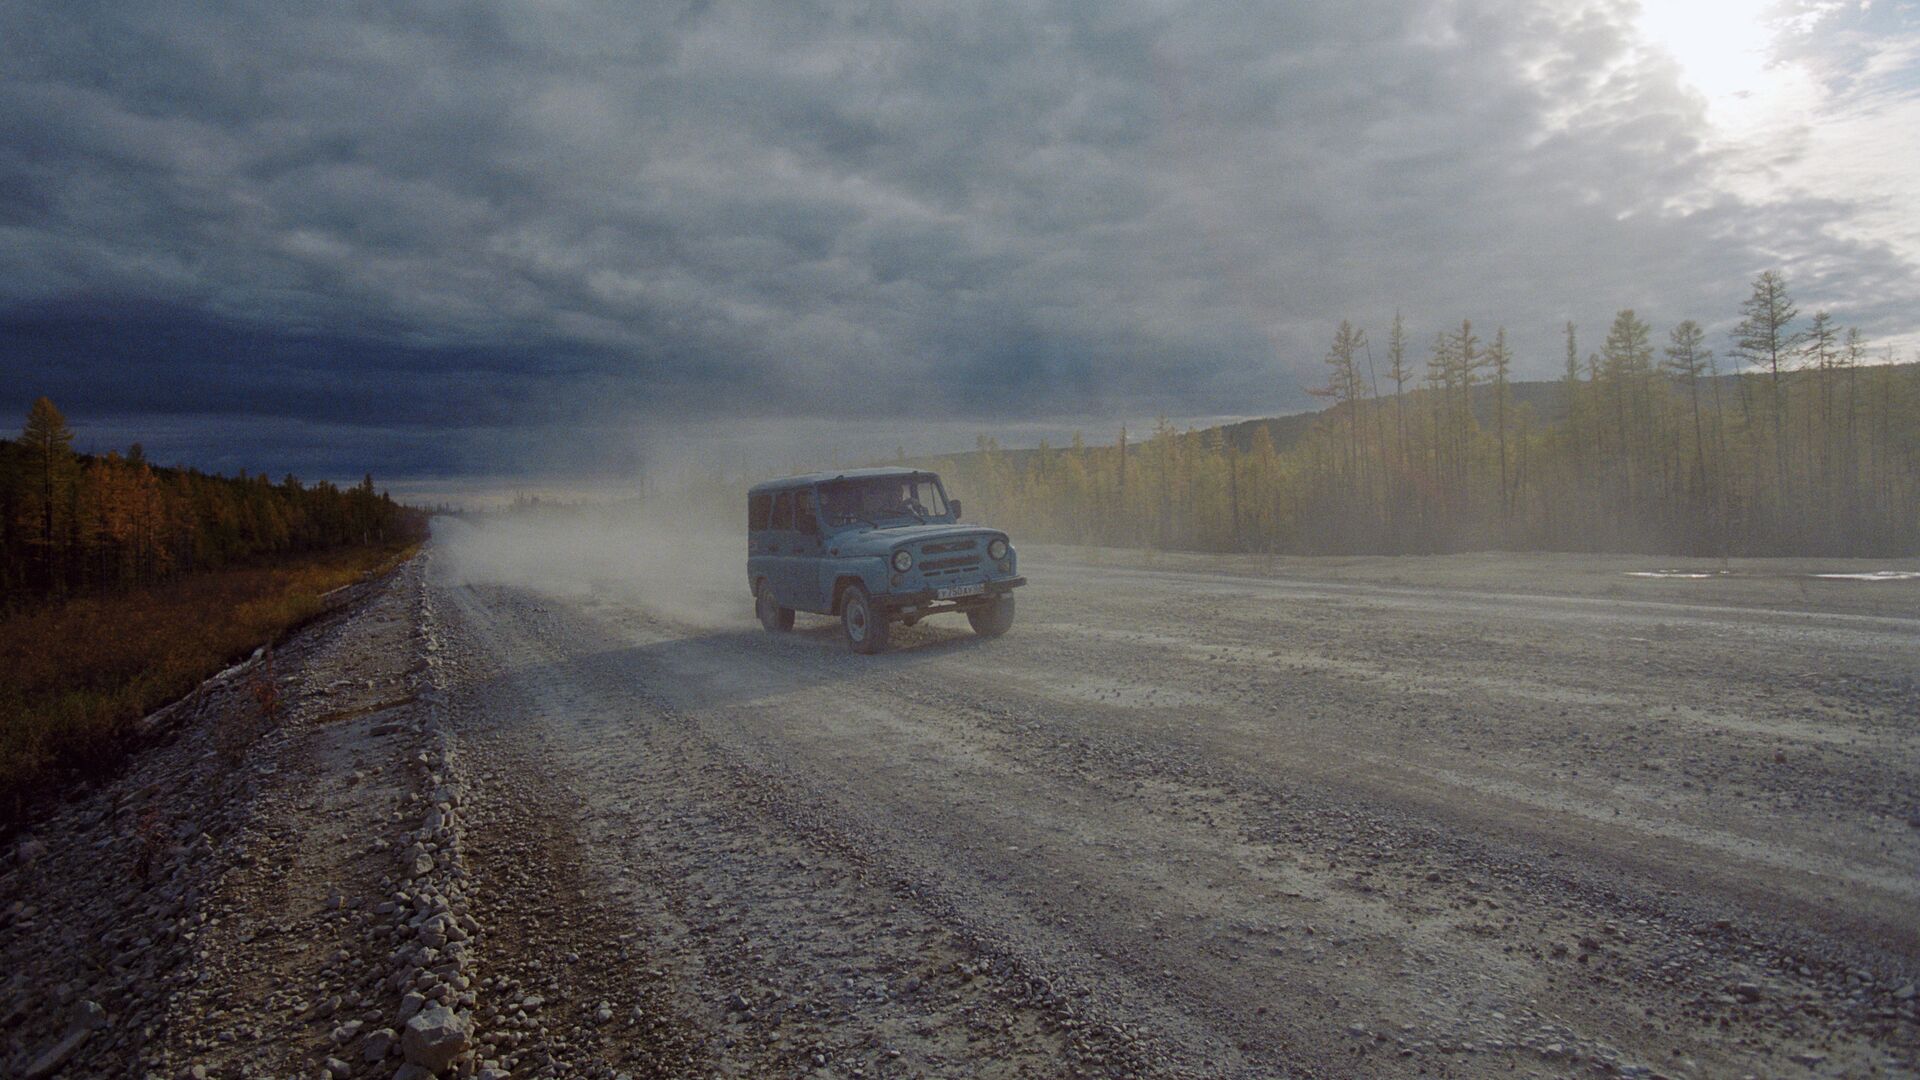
[1,558,482,1080]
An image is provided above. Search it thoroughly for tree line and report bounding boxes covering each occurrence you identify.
[0,397,426,608]
[927,272,1918,557]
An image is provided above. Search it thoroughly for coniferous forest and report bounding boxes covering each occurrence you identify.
[0,397,426,609]
[1,396,428,816]
[928,273,1920,557]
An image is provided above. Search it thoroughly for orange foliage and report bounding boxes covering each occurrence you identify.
[0,542,417,826]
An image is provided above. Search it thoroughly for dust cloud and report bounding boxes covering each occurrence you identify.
[431,492,748,628]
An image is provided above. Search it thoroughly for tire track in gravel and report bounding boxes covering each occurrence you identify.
[438,575,1163,1078]
[951,561,1920,946]
[567,595,1915,1079]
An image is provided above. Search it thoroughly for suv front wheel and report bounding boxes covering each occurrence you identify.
[967,594,1015,637]
[841,585,891,654]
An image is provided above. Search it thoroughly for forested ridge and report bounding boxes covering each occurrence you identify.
[929,273,1920,557]
[0,397,426,609]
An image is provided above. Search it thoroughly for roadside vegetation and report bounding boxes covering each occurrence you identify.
[0,397,426,826]
[931,271,1919,556]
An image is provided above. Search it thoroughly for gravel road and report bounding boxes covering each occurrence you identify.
[423,532,1920,1080]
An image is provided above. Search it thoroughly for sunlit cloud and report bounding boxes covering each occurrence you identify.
[1635,0,1811,135]
[1630,0,1920,287]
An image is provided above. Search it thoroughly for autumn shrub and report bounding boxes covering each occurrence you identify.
[0,542,417,827]
[214,650,280,767]
[133,804,165,880]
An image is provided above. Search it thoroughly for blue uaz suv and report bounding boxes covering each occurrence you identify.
[747,468,1025,653]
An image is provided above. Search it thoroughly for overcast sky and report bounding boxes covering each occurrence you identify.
[3,0,1917,483]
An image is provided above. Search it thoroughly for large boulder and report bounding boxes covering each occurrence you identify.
[400,1004,470,1073]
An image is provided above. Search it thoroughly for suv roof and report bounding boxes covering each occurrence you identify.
[747,466,935,496]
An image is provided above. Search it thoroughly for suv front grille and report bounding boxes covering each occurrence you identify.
[921,554,982,574]
[921,539,977,555]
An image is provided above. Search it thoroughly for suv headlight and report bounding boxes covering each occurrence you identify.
[987,538,1009,561]
[892,549,913,573]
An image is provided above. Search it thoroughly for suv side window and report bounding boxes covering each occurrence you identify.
[770,490,793,530]
[748,492,771,531]
[793,490,819,535]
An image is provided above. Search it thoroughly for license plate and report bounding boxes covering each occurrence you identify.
[936,583,985,599]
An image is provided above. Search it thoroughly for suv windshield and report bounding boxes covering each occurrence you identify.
[819,475,949,528]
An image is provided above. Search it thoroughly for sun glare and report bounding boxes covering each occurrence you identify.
[1634,0,1802,134]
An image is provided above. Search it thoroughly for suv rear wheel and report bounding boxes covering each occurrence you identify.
[756,584,794,632]
[841,585,890,654]
[967,594,1015,637]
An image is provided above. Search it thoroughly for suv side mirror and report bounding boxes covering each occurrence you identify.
[949,499,962,520]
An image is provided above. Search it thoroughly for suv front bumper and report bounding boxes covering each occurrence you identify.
[876,576,1025,615]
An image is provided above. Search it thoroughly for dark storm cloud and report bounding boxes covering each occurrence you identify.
[2,0,1916,478]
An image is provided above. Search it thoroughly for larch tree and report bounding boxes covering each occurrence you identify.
[1562,320,1582,446]
[1841,327,1866,502]
[1453,320,1483,448]
[1601,309,1654,501]
[1663,320,1712,494]
[1318,320,1368,485]
[1426,330,1458,495]
[20,397,79,586]
[1801,310,1838,488]
[1732,270,1800,499]
[1387,311,1410,467]
[1487,326,1512,516]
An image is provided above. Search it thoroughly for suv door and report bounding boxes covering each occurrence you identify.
[747,491,774,596]
[765,489,795,606]
[788,487,827,612]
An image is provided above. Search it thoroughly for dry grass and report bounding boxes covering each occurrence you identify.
[0,543,417,826]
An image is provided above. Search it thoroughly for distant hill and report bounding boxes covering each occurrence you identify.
[920,363,1919,466]
[921,376,1575,466]
[910,361,1920,474]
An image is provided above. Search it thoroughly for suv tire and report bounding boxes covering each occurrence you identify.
[841,585,890,654]
[967,594,1015,637]
[756,584,794,632]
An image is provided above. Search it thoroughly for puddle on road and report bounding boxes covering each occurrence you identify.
[1624,569,1920,582]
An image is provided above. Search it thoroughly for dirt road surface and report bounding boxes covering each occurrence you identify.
[424,537,1920,1079]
